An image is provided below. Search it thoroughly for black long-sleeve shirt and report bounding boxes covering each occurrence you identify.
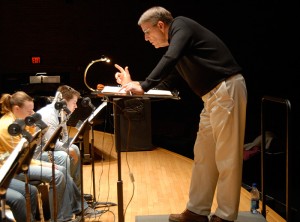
[140,16,242,97]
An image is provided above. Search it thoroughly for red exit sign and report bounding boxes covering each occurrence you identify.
[32,57,41,64]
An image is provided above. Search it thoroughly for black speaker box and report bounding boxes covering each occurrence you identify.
[113,98,154,152]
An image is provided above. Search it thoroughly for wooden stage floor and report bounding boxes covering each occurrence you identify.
[73,130,286,222]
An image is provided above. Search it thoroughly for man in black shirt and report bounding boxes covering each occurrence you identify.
[114,6,247,222]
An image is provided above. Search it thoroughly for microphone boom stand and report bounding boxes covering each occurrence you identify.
[73,133,85,221]
[88,120,97,207]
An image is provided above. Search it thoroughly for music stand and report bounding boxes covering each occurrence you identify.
[86,101,117,208]
[67,101,112,220]
[65,118,89,220]
[97,88,179,222]
[0,130,42,222]
[40,125,63,153]
[39,125,63,222]
[67,119,89,148]
[88,100,108,124]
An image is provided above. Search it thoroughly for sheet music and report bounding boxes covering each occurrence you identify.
[67,119,88,146]
[88,101,108,123]
[101,86,173,96]
[0,138,28,184]
[38,125,63,154]
[101,86,126,94]
[66,102,108,147]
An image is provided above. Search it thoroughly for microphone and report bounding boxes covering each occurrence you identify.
[55,100,71,114]
[81,97,96,110]
[25,112,42,126]
[8,119,33,141]
[36,120,48,131]
[52,91,62,104]
[25,113,48,130]
[8,119,26,136]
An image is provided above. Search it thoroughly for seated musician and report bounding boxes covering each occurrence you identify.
[0,91,102,221]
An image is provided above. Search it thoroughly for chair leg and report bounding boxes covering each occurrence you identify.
[35,183,50,221]
[37,191,45,222]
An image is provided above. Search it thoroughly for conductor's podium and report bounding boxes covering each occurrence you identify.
[136,212,267,222]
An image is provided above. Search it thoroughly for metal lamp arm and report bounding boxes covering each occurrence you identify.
[83,56,110,92]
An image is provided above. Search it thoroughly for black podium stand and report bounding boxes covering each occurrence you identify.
[96,88,179,222]
[113,97,154,152]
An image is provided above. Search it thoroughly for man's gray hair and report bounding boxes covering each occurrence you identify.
[138,6,173,26]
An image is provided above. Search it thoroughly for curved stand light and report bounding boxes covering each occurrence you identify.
[83,55,110,91]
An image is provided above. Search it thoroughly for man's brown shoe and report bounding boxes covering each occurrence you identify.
[209,215,233,222]
[169,209,209,222]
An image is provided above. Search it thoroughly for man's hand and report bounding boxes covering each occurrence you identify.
[114,64,132,85]
[114,64,145,95]
[121,81,145,95]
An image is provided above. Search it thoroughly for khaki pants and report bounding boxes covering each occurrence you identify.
[187,74,247,221]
